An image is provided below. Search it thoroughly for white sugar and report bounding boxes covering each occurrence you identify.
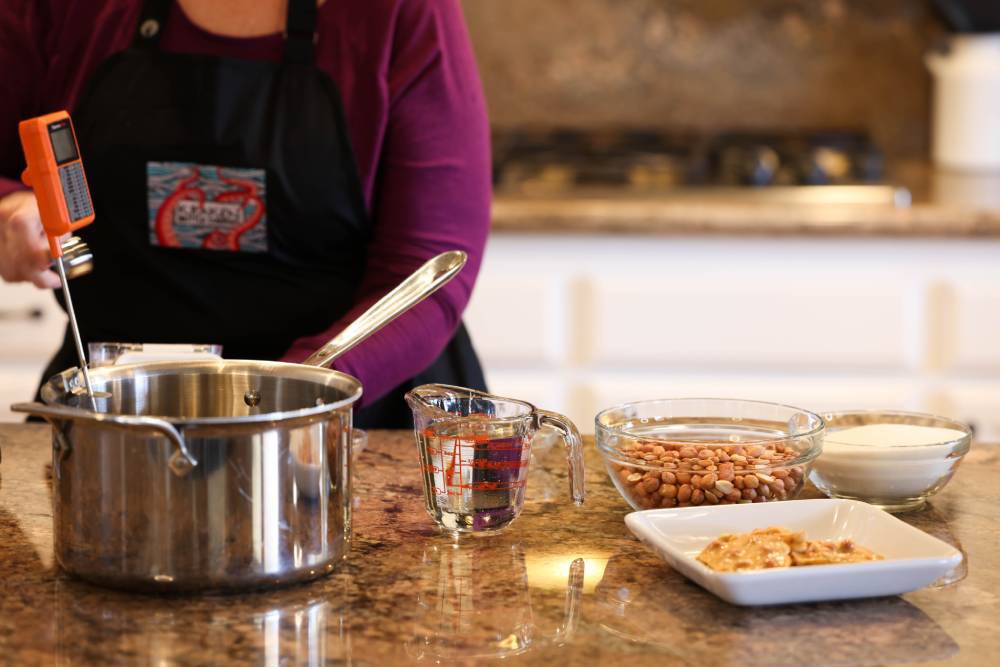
[827,424,967,448]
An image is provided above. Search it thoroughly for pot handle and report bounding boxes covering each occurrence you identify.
[11,402,198,476]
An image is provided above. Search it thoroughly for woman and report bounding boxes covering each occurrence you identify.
[0,0,491,427]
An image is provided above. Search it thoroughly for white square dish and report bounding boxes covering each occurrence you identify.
[624,499,962,606]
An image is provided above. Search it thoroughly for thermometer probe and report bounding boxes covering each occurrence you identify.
[19,111,96,401]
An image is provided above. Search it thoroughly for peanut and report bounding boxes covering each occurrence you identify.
[678,484,693,503]
[611,438,807,508]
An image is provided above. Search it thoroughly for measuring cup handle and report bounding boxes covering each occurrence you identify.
[537,410,586,505]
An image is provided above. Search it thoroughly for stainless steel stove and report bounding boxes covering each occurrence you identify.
[492,129,911,207]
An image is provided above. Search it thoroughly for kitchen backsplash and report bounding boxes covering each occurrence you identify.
[461,0,945,157]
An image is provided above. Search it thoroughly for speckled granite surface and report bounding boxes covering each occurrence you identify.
[1,424,997,666]
[493,161,1000,238]
[491,193,1000,237]
[490,165,1000,237]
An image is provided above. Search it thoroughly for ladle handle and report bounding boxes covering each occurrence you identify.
[537,410,586,505]
[11,402,198,476]
[302,250,468,368]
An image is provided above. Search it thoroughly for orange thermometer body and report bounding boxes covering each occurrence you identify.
[18,111,95,258]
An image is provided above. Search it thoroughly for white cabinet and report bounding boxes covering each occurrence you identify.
[463,276,568,366]
[0,283,65,420]
[579,274,916,370]
[465,235,1000,440]
[942,283,1000,372]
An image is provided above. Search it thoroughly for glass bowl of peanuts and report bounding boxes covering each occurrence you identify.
[596,398,826,511]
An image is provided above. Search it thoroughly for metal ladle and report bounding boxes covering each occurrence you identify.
[301,250,467,368]
[235,249,468,407]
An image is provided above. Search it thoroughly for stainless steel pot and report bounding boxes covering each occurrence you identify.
[12,251,466,592]
[22,361,360,591]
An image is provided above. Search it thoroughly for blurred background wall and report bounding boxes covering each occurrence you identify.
[463,0,943,158]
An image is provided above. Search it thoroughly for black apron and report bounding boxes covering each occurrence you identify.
[39,0,486,428]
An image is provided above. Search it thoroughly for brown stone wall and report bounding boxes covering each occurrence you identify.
[461,0,945,157]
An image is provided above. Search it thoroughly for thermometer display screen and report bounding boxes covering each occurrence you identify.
[48,124,78,165]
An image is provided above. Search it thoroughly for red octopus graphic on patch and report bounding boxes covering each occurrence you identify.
[147,162,268,253]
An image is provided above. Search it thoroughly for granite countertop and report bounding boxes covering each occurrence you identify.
[492,162,1000,237]
[1,424,998,666]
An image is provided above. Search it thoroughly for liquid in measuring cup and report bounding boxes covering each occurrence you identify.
[416,415,532,533]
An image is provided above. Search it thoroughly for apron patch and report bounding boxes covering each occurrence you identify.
[147,161,268,253]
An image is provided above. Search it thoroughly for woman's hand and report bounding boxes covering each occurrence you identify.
[0,190,60,289]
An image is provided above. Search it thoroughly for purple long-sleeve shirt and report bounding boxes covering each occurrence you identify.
[0,0,491,406]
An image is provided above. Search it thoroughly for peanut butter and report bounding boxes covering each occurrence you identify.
[697,526,883,572]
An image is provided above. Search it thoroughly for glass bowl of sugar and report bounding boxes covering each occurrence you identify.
[810,411,972,512]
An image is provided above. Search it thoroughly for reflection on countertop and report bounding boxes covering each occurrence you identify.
[593,553,958,667]
[492,162,1000,237]
[1,425,999,666]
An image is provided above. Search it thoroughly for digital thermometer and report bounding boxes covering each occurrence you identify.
[18,111,96,401]
[18,111,95,258]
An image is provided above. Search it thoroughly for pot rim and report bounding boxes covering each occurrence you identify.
[40,359,364,428]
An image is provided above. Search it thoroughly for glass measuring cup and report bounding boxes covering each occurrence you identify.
[405,385,585,534]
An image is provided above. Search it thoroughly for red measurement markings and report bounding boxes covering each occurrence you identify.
[424,441,530,455]
[425,445,526,457]
[421,458,528,474]
[422,425,528,495]
[441,479,528,495]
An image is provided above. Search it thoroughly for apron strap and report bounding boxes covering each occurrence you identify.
[283,0,318,65]
[132,0,318,64]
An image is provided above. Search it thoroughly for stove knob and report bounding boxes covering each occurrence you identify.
[746,146,781,186]
[718,146,780,186]
[804,146,852,185]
